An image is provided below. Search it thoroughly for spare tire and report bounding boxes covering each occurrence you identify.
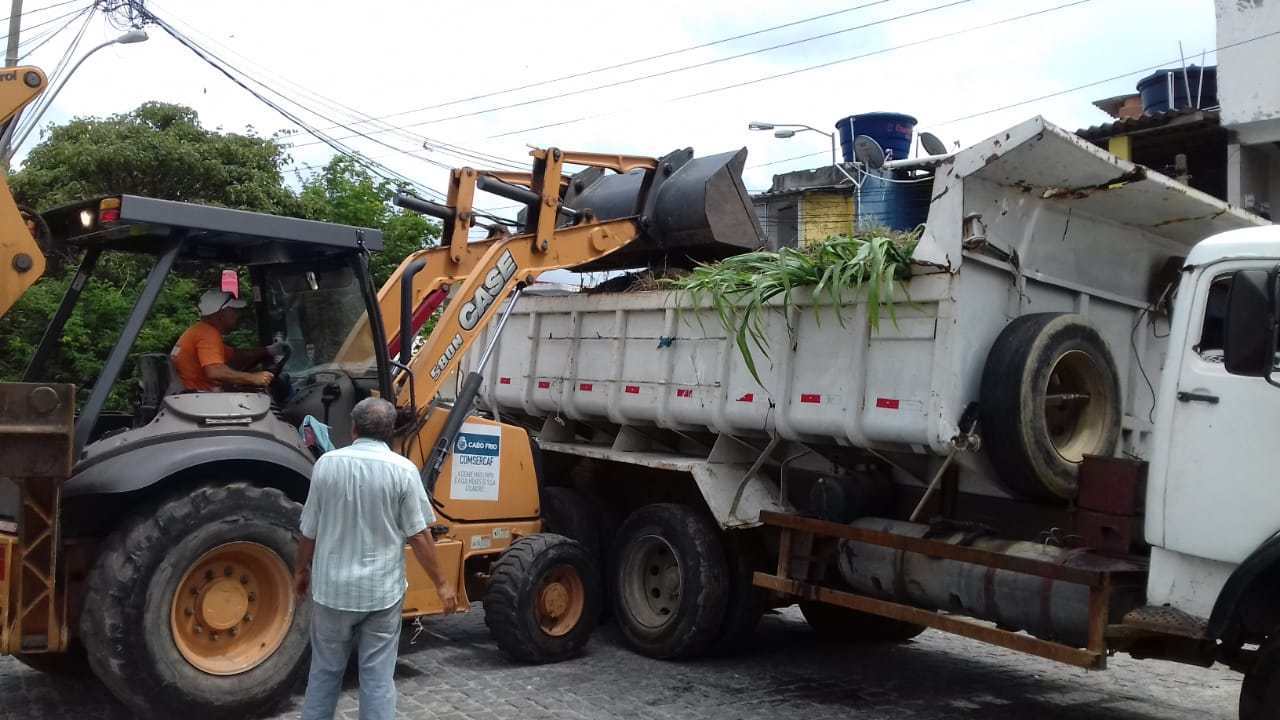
[979,313,1121,501]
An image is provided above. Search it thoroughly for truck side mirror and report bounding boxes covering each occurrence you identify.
[1223,268,1279,378]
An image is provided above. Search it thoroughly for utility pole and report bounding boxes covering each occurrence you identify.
[0,0,21,167]
[4,0,20,68]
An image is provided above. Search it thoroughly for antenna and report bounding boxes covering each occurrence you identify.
[919,132,948,157]
[853,134,885,170]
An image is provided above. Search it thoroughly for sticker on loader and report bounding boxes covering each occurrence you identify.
[451,423,501,501]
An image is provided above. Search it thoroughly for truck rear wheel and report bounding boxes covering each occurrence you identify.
[798,599,926,643]
[980,313,1121,500]
[80,483,310,720]
[612,503,728,659]
[483,533,599,663]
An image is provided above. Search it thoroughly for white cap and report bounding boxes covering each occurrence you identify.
[197,289,248,316]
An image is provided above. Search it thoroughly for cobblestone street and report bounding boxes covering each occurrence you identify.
[0,606,1239,720]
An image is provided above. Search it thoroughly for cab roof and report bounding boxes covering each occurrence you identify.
[42,195,383,264]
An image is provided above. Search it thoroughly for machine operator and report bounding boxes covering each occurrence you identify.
[172,288,281,392]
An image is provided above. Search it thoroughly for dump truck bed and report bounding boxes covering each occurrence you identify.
[462,117,1263,500]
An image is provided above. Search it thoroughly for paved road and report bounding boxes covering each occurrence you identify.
[0,607,1239,719]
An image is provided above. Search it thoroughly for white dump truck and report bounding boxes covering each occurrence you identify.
[458,117,1280,717]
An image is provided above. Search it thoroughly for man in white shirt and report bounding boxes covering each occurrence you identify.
[295,397,458,720]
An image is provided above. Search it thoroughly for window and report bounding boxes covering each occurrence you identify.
[259,262,376,378]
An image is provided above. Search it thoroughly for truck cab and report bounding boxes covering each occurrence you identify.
[1147,225,1280,651]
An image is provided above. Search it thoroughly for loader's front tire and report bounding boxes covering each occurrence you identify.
[484,533,599,663]
[80,483,310,720]
[612,503,728,659]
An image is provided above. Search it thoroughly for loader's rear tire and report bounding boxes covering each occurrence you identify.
[484,533,599,663]
[80,483,310,720]
[980,313,1121,501]
[799,599,926,643]
[14,641,91,676]
[1241,634,1280,720]
[612,503,728,659]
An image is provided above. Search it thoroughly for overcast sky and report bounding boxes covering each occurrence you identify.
[14,0,1219,202]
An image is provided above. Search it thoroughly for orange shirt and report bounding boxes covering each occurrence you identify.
[172,321,228,391]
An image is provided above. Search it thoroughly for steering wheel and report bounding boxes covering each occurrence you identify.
[266,342,293,404]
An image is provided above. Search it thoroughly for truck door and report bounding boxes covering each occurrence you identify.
[1160,263,1280,564]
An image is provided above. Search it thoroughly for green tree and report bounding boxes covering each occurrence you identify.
[298,155,439,285]
[13,102,298,213]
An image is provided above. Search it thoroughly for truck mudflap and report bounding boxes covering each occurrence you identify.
[563,147,765,271]
[0,382,75,655]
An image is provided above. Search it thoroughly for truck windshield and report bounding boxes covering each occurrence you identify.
[259,261,377,378]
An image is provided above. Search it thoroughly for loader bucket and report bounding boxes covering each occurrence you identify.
[565,147,764,271]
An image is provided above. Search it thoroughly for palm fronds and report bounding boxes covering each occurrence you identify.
[669,230,919,384]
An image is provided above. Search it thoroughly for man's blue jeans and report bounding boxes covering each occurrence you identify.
[301,598,403,720]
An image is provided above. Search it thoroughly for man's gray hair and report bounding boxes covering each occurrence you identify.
[351,397,397,442]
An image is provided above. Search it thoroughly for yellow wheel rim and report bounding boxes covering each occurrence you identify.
[534,564,585,638]
[170,541,295,676]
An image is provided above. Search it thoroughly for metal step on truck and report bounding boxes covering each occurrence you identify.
[455,116,1280,717]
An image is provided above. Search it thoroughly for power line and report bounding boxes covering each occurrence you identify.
[935,28,1280,126]
[146,0,527,171]
[0,0,87,30]
[297,0,978,148]
[14,6,94,141]
[15,4,90,58]
[301,0,901,135]
[492,0,1096,138]
[14,2,91,35]
[141,8,447,201]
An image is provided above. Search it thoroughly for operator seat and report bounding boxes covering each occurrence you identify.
[134,353,184,425]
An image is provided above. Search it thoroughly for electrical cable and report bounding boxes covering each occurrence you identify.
[491,0,1095,139]
[144,0,528,172]
[13,6,94,143]
[140,8,447,201]
[298,0,980,147]
[0,0,87,27]
[12,2,92,35]
[14,4,90,59]
[300,0,904,136]
[935,27,1280,126]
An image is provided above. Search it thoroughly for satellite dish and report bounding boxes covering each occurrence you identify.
[919,131,947,157]
[853,134,885,170]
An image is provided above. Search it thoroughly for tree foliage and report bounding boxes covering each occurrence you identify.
[0,102,438,411]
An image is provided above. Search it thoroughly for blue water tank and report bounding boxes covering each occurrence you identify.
[836,112,918,163]
[856,172,931,232]
[1136,66,1217,113]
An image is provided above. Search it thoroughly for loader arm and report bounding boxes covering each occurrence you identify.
[0,67,50,320]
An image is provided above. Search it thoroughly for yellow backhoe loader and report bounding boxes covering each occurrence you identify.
[0,66,762,718]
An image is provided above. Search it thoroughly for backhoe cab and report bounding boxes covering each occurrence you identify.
[1,143,763,719]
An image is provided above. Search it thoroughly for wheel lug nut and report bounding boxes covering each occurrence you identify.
[194,625,203,635]
[248,592,256,602]
[244,614,253,623]
[224,566,233,577]
[184,607,194,617]
[190,587,199,596]
[228,627,238,637]
[240,575,249,584]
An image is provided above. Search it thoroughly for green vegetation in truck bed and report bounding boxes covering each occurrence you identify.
[669,230,919,384]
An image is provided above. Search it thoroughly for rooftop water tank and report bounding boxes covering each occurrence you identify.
[1137,66,1217,113]
[836,112,917,163]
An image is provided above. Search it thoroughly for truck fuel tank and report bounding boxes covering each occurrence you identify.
[562,147,764,272]
[837,517,1145,648]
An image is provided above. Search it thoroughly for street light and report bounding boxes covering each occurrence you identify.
[749,120,857,185]
[5,29,149,161]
